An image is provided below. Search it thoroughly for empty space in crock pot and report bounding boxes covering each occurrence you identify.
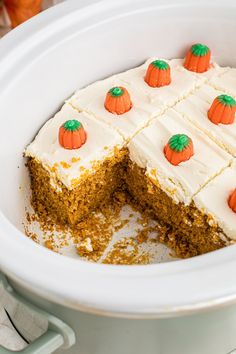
[22,172,177,264]
[1,145,177,265]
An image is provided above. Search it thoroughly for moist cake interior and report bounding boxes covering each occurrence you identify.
[27,148,225,259]
[27,147,127,225]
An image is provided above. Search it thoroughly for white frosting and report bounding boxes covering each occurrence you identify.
[194,163,236,240]
[69,58,228,141]
[174,84,236,156]
[209,67,236,97]
[179,58,229,80]
[128,109,232,205]
[121,58,205,106]
[25,103,124,190]
[69,75,164,141]
[121,57,228,104]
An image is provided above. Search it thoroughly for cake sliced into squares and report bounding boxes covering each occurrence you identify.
[25,103,125,225]
[25,45,235,259]
[174,84,236,156]
[69,74,164,141]
[68,55,222,143]
[126,109,233,256]
[68,51,228,142]
[194,163,236,242]
[209,67,236,97]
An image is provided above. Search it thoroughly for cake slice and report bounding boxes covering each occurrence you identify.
[25,103,125,225]
[126,109,233,256]
[121,58,206,105]
[120,57,218,107]
[193,163,236,243]
[69,74,164,141]
[174,84,236,156]
[121,54,228,96]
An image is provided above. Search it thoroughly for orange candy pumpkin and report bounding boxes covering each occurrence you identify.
[228,189,236,213]
[184,43,211,73]
[164,134,194,166]
[145,60,171,87]
[59,120,87,150]
[208,94,236,125]
[4,0,42,28]
[104,86,132,115]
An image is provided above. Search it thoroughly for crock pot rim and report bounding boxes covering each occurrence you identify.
[0,0,236,317]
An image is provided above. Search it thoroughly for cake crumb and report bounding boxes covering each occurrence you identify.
[60,161,71,169]
[50,163,59,172]
[71,157,81,163]
[44,239,54,250]
[77,237,93,256]
[102,237,150,265]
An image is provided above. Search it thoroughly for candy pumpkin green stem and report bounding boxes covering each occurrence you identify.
[104,86,132,115]
[228,189,236,213]
[208,94,236,125]
[164,134,194,166]
[145,60,171,87]
[184,43,211,73]
[59,119,87,150]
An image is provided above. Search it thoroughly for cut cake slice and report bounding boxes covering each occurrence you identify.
[69,74,164,141]
[126,109,233,256]
[194,163,236,242]
[25,103,126,225]
[120,58,206,107]
[174,84,236,156]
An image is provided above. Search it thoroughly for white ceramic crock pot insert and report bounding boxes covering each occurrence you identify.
[0,0,235,318]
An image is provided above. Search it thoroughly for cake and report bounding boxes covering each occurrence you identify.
[126,109,233,256]
[25,43,236,258]
[69,72,164,141]
[69,56,226,141]
[194,163,236,242]
[26,103,125,225]
[175,84,236,156]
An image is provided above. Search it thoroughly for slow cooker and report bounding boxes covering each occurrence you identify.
[0,0,236,353]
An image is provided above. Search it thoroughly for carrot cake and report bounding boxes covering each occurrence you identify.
[25,43,236,258]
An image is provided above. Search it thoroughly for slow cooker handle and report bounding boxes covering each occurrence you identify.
[0,273,76,354]
[0,331,64,354]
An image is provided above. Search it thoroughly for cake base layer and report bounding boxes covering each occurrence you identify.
[27,148,127,225]
[125,161,226,258]
[28,153,228,258]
